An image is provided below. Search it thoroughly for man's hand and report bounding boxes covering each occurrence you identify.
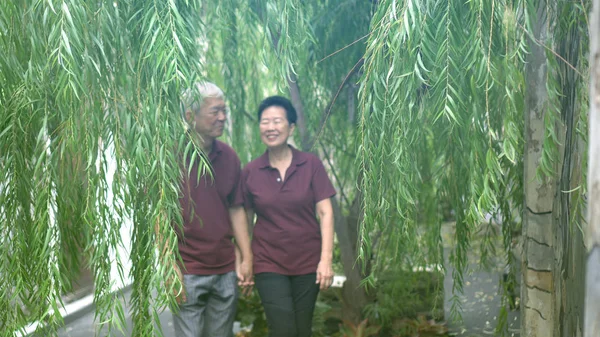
[316,259,334,290]
[236,259,254,296]
[167,264,187,304]
[230,206,254,296]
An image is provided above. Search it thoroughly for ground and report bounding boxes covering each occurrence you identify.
[28,222,520,336]
[442,221,521,337]
[444,259,521,336]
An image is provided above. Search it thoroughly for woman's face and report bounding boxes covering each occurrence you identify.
[259,106,294,148]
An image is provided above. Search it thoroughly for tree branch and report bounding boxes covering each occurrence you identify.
[287,75,312,151]
[309,57,364,150]
[319,140,349,207]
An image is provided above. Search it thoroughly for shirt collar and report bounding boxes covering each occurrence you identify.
[258,145,307,169]
[208,139,222,161]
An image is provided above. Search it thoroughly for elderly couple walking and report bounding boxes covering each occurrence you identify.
[171,82,336,337]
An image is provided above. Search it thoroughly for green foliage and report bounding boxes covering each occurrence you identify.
[392,316,449,337]
[1,0,206,335]
[312,298,334,337]
[364,266,444,336]
[337,319,381,337]
[235,290,268,337]
[357,0,587,325]
[359,0,522,274]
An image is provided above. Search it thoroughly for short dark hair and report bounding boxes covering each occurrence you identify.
[257,96,297,124]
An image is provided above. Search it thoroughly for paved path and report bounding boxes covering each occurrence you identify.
[28,295,176,337]
[444,262,521,336]
[56,309,175,337]
[442,220,521,337]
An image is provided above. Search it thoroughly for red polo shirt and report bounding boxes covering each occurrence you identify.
[178,140,243,275]
[241,147,336,275]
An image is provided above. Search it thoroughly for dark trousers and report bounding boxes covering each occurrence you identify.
[255,272,320,337]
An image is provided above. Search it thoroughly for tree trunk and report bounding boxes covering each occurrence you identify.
[585,1,600,335]
[553,10,586,336]
[287,75,312,152]
[522,1,586,336]
[522,3,556,335]
[333,196,370,323]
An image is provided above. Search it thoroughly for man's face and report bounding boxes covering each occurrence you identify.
[189,97,227,140]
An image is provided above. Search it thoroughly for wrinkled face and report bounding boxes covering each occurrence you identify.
[187,97,227,140]
[259,106,294,148]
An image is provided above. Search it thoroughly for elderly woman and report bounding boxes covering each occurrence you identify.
[241,96,336,337]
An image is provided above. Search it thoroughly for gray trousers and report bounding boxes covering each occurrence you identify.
[172,271,238,337]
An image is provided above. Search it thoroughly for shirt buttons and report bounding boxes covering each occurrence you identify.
[277,177,281,182]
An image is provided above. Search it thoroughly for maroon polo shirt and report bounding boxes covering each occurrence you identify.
[177,140,243,275]
[241,147,336,275]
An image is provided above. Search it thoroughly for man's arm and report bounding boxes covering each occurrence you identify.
[229,206,253,289]
[235,208,255,271]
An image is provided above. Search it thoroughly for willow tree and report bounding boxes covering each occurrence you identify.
[0,0,209,335]
[357,0,588,336]
[0,0,591,337]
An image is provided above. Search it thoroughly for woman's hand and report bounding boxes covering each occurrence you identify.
[316,259,334,290]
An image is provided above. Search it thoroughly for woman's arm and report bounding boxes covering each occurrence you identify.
[315,198,335,289]
[230,206,253,286]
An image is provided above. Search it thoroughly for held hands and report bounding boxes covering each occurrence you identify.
[236,259,254,296]
[316,259,334,290]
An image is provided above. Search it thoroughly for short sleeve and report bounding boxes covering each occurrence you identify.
[241,166,254,209]
[311,156,336,202]
[228,155,244,207]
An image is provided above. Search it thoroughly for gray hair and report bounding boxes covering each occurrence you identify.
[180,82,225,119]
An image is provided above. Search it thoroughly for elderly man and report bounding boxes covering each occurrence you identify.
[173,82,253,337]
